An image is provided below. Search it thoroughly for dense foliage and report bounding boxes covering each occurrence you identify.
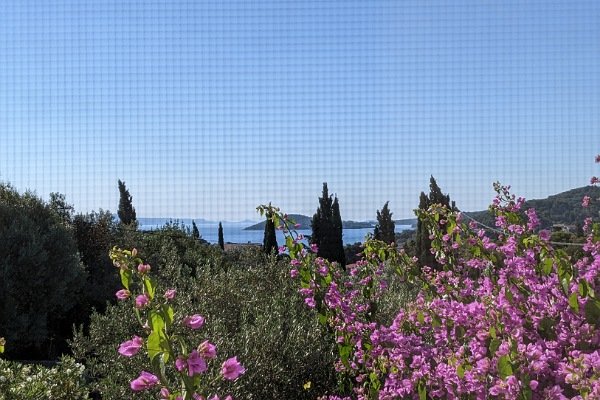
[262,210,278,254]
[312,183,346,268]
[0,356,88,400]
[0,184,87,359]
[268,174,600,399]
[416,176,456,270]
[118,179,137,226]
[374,201,395,244]
[71,237,338,399]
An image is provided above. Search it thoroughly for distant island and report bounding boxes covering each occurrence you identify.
[244,214,376,231]
[244,214,418,231]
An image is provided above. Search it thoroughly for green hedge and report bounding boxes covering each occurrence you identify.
[0,356,88,400]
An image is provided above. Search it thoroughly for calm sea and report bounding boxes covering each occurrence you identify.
[139,221,412,245]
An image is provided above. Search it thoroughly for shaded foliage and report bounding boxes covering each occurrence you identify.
[0,184,86,359]
[311,183,346,268]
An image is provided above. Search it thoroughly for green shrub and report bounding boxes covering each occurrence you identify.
[71,246,337,399]
[0,183,87,359]
[0,356,88,400]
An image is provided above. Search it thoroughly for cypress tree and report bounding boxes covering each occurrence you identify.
[218,222,225,250]
[262,213,278,254]
[311,183,345,267]
[415,176,455,269]
[332,197,346,267]
[192,221,200,240]
[374,201,395,244]
[117,180,137,226]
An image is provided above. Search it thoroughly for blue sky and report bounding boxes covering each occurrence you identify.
[1,0,599,221]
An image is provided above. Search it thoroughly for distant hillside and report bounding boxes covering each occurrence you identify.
[395,218,418,227]
[244,214,375,231]
[466,186,600,229]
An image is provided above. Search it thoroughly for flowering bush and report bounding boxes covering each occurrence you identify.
[109,247,245,400]
[0,356,88,400]
[266,155,600,399]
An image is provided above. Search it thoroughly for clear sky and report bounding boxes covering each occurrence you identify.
[1,0,599,221]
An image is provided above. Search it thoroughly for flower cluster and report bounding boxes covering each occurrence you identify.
[110,247,245,400]
[264,154,600,399]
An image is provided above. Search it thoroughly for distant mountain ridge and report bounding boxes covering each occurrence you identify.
[243,214,376,231]
[466,186,600,229]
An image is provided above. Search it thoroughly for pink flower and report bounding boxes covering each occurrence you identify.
[175,350,207,376]
[198,340,217,359]
[310,243,319,253]
[115,289,130,300]
[221,356,245,380]
[582,196,591,208]
[164,288,177,300]
[130,371,159,391]
[591,176,599,185]
[539,229,551,241]
[135,294,150,309]
[118,335,143,357]
[290,269,299,278]
[192,394,204,400]
[137,263,151,274]
[596,154,600,163]
[160,387,170,399]
[305,297,316,308]
[183,314,205,329]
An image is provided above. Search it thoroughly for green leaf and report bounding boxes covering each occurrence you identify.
[489,339,501,356]
[568,292,579,312]
[584,298,600,327]
[0,337,5,354]
[579,281,589,297]
[149,310,165,335]
[489,326,497,339]
[143,277,155,300]
[418,380,427,400]
[147,331,162,361]
[417,311,425,324]
[431,314,442,328]
[162,305,174,327]
[497,355,513,379]
[542,258,553,275]
[119,268,132,290]
[456,364,465,379]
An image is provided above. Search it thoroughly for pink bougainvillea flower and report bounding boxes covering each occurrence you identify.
[582,195,591,208]
[164,288,177,300]
[183,314,205,329]
[175,350,207,377]
[198,340,217,359]
[115,289,130,300]
[221,357,245,380]
[130,371,159,391]
[135,294,149,309]
[159,387,170,399]
[310,243,318,253]
[137,263,151,274]
[118,335,143,357]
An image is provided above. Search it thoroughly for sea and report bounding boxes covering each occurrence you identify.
[139,220,413,245]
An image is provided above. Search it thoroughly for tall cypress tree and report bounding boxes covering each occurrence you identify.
[332,197,346,267]
[218,222,225,250]
[311,183,345,267]
[262,213,278,254]
[416,176,455,269]
[117,180,137,226]
[374,201,395,244]
[192,220,200,240]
